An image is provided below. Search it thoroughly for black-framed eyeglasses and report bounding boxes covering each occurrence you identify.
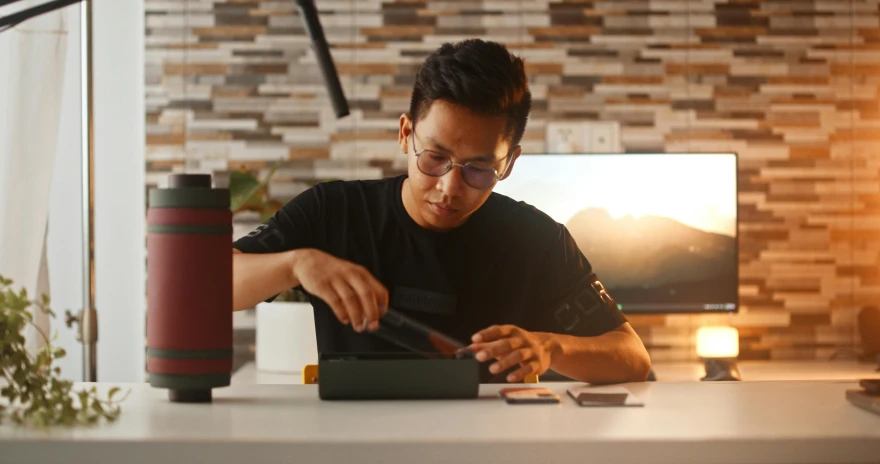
[410,125,515,191]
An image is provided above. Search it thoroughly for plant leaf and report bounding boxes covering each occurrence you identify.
[228,170,263,213]
[0,276,124,427]
[228,159,284,215]
[105,407,121,421]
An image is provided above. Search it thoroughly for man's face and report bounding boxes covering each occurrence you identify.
[397,100,522,232]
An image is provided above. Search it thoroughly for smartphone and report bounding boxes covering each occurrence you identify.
[572,392,630,406]
[567,386,644,407]
[499,387,561,404]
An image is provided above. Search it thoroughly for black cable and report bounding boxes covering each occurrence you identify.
[0,0,83,32]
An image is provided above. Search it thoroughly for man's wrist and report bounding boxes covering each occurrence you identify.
[286,248,310,288]
[538,332,564,364]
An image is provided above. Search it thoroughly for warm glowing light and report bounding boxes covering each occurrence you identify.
[696,326,739,359]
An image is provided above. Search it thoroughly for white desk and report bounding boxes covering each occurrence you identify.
[2,380,879,464]
[231,360,880,385]
[652,360,879,382]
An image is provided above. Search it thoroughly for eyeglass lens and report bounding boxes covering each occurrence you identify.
[417,152,498,190]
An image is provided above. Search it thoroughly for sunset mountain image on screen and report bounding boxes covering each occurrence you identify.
[493,153,738,313]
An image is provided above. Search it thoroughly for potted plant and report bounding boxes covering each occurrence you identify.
[0,274,126,427]
[228,162,317,374]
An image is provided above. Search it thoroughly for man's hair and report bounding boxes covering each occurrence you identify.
[409,39,532,148]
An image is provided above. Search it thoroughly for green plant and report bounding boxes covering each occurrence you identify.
[0,274,127,427]
[229,160,283,223]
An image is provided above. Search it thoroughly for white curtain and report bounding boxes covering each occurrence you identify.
[0,1,70,353]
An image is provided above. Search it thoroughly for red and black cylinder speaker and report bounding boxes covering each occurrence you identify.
[147,174,232,403]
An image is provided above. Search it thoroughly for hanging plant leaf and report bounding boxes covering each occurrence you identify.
[0,274,127,428]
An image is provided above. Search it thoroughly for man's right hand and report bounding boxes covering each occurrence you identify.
[291,248,389,333]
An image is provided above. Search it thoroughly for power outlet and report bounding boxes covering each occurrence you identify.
[545,122,590,153]
[545,121,621,153]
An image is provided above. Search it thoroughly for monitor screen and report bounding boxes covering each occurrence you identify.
[493,153,738,314]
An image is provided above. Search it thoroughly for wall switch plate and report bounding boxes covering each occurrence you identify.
[590,121,621,152]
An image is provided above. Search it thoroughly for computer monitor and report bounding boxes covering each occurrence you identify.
[493,153,738,314]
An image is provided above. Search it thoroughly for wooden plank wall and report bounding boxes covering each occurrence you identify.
[145,0,880,361]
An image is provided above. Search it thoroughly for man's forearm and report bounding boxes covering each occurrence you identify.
[541,329,652,384]
[232,249,300,311]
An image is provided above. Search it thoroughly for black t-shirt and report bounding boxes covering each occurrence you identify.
[233,175,627,373]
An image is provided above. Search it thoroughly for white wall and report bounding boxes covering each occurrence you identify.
[47,2,85,382]
[93,0,146,382]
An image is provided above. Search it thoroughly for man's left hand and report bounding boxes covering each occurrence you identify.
[469,325,560,383]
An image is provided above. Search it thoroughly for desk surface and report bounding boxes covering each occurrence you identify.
[232,359,880,385]
[653,360,879,382]
[2,380,879,464]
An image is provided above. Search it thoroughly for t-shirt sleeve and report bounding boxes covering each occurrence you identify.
[233,185,323,254]
[533,224,628,338]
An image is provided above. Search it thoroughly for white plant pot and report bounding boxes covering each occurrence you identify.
[255,301,317,373]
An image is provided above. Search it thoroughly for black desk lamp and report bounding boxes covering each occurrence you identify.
[1,0,349,382]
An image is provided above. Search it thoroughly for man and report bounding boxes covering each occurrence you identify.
[232,39,651,384]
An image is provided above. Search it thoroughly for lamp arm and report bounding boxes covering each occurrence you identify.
[294,0,349,118]
[0,0,84,33]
